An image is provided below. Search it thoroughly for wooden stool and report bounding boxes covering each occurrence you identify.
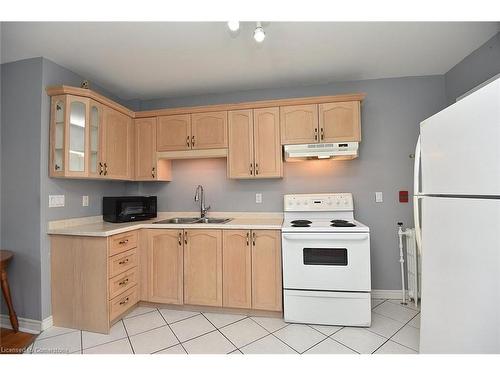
[0,250,19,332]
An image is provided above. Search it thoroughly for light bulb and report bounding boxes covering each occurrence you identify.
[254,25,265,42]
[227,21,240,32]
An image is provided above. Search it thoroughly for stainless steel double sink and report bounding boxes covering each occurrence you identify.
[153,217,232,225]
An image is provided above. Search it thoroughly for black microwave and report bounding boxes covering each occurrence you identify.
[103,196,157,223]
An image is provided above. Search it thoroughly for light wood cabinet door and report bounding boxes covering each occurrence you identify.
[148,229,184,304]
[157,114,191,151]
[228,110,254,179]
[191,111,228,149]
[319,101,361,142]
[253,107,282,178]
[222,230,252,309]
[280,104,319,144]
[135,117,156,180]
[102,107,133,179]
[251,230,282,311]
[184,229,223,307]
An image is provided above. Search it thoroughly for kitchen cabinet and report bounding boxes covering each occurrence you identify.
[228,108,282,179]
[222,230,252,309]
[183,229,223,307]
[319,101,361,142]
[251,230,282,311]
[280,104,319,144]
[157,114,191,151]
[146,229,184,305]
[135,117,172,181]
[88,100,104,178]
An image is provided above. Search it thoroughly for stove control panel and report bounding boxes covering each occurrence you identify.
[284,193,354,211]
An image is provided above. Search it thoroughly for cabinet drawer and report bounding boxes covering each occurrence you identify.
[109,248,137,278]
[109,285,138,321]
[109,267,138,300]
[108,231,138,257]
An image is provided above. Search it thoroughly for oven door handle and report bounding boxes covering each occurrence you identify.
[282,234,369,241]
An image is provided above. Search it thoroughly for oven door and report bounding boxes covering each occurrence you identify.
[282,232,371,292]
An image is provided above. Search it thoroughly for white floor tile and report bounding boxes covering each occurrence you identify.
[366,313,405,338]
[375,340,418,354]
[388,299,420,311]
[123,310,166,336]
[308,324,343,336]
[241,335,296,354]
[129,325,179,354]
[332,327,386,354]
[304,338,357,354]
[391,325,420,351]
[82,321,127,349]
[183,331,236,354]
[169,314,215,342]
[122,305,157,319]
[155,344,186,354]
[158,308,200,324]
[371,299,385,309]
[33,331,81,354]
[250,316,288,333]
[408,314,421,329]
[203,312,246,328]
[373,301,418,323]
[36,326,78,341]
[273,324,326,353]
[83,338,133,354]
[219,318,268,348]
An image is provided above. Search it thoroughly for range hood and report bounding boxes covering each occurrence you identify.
[284,142,359,161]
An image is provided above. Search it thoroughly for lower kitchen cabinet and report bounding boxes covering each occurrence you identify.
[222,230,252,308]
[251,230,282,311]
[146,229,184,304]
[183,229,223,307]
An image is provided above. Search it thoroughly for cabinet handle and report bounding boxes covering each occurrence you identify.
[152,167,155,178]
[314,128,318,141]
[184,232,188,245]
[186,136,190,147]
[118,239,129,245]
[320,128,324,140]
[104,162,108,175]
[99,162,103,175]
[252,232,256,246]
[55,164,61,171]
[118,258,129,265]
[119,297,129,306]
[191,136,195,147]
[255,163,259,175]
[178,232,182,246]
[118,278,129,286]
[246,232,250,246]
[250,163,253,175]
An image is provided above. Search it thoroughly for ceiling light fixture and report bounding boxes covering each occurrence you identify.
[253,22,265,43]
[227,21,240,32]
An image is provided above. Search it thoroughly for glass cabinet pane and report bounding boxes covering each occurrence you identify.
[54,100,65,172]
[90,105,100,174]
[69,101,86,172]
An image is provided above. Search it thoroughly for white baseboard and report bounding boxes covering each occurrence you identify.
[0,314,42,334]
[371,289,408,300]
[41,316,53,331]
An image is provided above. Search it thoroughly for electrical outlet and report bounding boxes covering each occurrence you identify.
[82,195,89,207]
[49,195,65,208]
[375,192,383,203]
[255,193,263,204]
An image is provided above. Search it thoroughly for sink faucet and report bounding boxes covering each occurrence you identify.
[194,185,211,218]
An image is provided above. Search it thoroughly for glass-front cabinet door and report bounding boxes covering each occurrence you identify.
[51,96,66,175]
[89,100,103,177]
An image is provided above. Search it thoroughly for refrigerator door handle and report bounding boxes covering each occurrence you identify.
[413,135,423,255]
[414,135,421,195]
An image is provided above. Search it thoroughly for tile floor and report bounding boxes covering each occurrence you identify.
[26,299,420,354]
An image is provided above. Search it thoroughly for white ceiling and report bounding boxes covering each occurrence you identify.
[1,22,499,100]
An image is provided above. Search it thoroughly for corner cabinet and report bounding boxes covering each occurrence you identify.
[227,107,282,179]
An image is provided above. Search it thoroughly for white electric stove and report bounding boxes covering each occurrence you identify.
[281,193,371,327]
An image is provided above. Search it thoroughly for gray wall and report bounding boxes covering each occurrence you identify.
[137,76,447,291]
[445,32,500,104]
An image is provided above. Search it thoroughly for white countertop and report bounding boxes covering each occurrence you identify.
[48,212,284,237]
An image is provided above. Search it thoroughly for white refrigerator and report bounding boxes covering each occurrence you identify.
[414,77,500,354]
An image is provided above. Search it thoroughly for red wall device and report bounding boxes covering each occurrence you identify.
[399,190,409,203]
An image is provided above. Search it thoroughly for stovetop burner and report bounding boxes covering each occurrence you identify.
[290,219,312,228]
[330,219,356,227]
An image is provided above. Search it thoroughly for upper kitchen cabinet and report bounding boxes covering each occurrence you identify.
[280,104,319,144]
[157,114,191,151]
[135,117,172,181]
[50,95,90,178]
[228,107,282,179]
[319,101,361,142]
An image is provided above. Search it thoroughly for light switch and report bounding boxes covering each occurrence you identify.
[82,195,89,207]
[375,192,383,203]
[256,193,263,204]
[49,195,65,208]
